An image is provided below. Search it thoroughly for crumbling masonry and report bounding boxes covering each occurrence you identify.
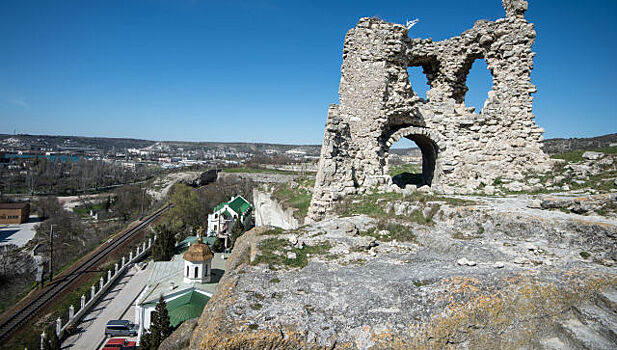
[308,0,553,221]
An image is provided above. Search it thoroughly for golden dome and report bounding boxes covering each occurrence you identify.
[183,236,214,262]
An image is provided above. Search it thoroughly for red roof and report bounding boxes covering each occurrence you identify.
[0,202,28,209]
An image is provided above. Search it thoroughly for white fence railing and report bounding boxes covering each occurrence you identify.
[38,236,155,349]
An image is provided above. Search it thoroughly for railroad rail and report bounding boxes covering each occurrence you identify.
[0,204,170,341]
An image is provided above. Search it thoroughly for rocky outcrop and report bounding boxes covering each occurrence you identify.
[159,319,197,350]
[253,188,301,229]
[308,0,553,221]
[189,192,617,349]
[541,194,617,216]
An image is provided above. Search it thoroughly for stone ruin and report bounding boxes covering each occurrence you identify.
[308,0,553,221]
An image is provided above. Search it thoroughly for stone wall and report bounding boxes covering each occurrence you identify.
[253,188,301,230]
[308,0,553,221]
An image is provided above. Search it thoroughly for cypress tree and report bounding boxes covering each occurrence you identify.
[146,295,173,349]
[152,225,175,261]
[139,330,152,350]
[229,220,245,250]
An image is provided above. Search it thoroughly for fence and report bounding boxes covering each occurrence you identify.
[38,236,155,349]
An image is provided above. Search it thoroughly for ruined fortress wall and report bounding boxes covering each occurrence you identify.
[308,0,552,221]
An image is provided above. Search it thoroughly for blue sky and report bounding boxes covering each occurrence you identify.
[0,0,615,144]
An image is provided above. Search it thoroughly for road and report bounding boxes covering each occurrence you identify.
[0,215,40,247]
[0,204,169,343]
[62,263,151,350]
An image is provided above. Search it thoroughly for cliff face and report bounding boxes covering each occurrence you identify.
[253,188,301,230]
[189,192,617,349]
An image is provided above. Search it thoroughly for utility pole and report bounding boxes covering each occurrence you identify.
[141,187,145,219]
[49,225,54,282]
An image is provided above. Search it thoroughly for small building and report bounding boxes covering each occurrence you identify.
[135,235,222,337]
[183,236,214,283]
[0,202,30,224]
[206,195,253,239]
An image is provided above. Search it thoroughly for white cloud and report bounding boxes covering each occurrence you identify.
[9,97,29,108]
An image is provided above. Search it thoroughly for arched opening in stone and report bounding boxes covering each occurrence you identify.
[464,59,493,113]
[407,66,430,100]
[387,134,438,188]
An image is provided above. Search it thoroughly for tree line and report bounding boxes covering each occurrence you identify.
[0,157,159,195]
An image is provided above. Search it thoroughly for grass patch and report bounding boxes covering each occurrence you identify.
[389,164,422,177]
[551,146,617,163]
[269,278,281,283]
[252,238,332,270]
[359,221,418,243]
[250,303,262,310]
[258,227,284,236]
[580,251,591,259]
[270,177,315,220]
[248,323,259,330]
[336,190,460,225]
[72,203,105,216]
[413,280,430,287]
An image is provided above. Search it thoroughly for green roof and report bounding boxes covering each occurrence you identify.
[178,236,217,251]
[214,202,225,212]
[213,196,252,216]
[228,196,252,214]
[166,291,210,327]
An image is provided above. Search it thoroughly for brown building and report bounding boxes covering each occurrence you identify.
[0,203,30,224]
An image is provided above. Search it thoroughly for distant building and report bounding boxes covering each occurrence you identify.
[206,195,253,239]
[0,203,30,224]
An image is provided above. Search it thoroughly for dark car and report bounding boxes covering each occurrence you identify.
[104,320,138,337]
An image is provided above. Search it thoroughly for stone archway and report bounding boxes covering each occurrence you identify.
[307,1,553,222]
[384,126,445,187]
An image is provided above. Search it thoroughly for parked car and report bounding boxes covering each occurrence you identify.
[102,338,137,350]
[104,320,138,336]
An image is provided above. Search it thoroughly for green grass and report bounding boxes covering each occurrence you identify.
[72,203,105,216]
[359,221,418,243]
[551,146,617,163]
[580,251,591,259]
[258,227,284,236]
[389,164,422,177]
[336,190,471,224]
[270,177,315,219]
[252,237,332,270]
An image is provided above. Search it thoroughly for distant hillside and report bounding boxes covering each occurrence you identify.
[541,133,617,154]
[3,132,614,156]
[0,134,321,156]
[0,134,156,152]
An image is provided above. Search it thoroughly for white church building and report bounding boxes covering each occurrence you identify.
[134,235,222,336]
[206,195,253,238]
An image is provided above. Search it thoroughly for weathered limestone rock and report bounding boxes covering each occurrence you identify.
[254,188,302,229]
[308,0,552,221]
[582,151,604,160]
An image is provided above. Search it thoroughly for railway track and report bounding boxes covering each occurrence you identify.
[0,204,170,342]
